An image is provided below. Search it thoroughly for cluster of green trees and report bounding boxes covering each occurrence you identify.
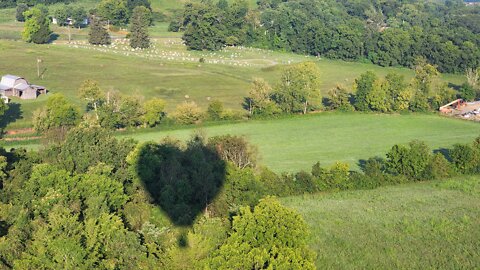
[95,0,151,26]
[31,80,246,137]
[0,128,315,269]
[245,62,322,116]
[53,4,87,28]
[21,6,52,44]
[172,0,480,73]
[3,119,480,268]
[89,3,151,48]
[2,0,72,9]
[247,60,479,118]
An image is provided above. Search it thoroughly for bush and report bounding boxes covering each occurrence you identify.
[449,143,479,174]
[386,141,432,180]
[206,100,224,120]
[171,102,204,125]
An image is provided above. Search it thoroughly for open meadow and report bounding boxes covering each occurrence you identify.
[4,113,480,172]
[282,175,480,268]
[0,37,466,129]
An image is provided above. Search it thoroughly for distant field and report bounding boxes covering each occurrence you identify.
[0,38,463,129]
[5,113,480,172]
[282,175,480,268]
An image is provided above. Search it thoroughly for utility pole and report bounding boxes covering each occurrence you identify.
[37,58,42,78]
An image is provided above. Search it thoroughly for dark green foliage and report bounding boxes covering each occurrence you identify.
[386,141,432,180]
[459,83,476,101]
[182,2,227,51]
[70,7,87,28]
[173,0,480,73]
[130,136,226,226]
[22,7,52,44]
[207,197,316,269]
[129,6,151,49]
[88,18,111,45]
[97,0,129,26]
[127,0,151,14]
[15,3,28,22]
[53,127,135,175]
[450,143,480,174]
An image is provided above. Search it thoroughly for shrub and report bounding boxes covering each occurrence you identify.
[386,140,432,180]
[449,143,479,174]
[424,152,452,180]
[171,102,204,125]
[206,100,224,120]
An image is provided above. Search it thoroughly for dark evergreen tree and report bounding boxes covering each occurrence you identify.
[15,3,29,22]
[129,6,150,49]
[88,18,111,45]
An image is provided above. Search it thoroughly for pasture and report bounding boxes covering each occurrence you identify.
[4,113,480,172]
[282,175,480,268]
[0,37,465,129]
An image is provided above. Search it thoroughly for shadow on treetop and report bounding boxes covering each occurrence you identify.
[131,135,226,227]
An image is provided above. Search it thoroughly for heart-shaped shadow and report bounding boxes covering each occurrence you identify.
[133,136,226,227]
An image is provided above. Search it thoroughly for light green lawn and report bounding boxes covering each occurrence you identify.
[281,175,480,269]
[5,113,480,172]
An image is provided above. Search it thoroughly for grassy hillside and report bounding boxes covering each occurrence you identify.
[0,38,465,129]
[281,175,480,268]
[4,113,480,172]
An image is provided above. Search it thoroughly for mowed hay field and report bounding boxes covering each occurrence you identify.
[282,175,480,268]
[6,113,480,172]
[0,38,465,129]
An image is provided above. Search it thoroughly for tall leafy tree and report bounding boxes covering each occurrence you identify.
[273,62,322,114]
[354,71,377,111]
[207,197,316,269]
[97,0,129,26]
[22,7,51,44]
[33,94,80,134]
[182,2,227,51]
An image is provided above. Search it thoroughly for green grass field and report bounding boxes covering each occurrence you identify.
[4,113,480,172]
[281,175,480,268]
[0,38,465,129]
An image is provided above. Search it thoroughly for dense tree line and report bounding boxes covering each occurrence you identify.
[173,0,480,73]
[246,60,479,118]
[1,0,74,9]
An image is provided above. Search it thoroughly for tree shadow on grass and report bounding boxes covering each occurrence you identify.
[0,103,23,134]
[133,136,226,232]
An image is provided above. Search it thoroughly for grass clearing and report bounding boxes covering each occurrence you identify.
[0,38,465,129]
[4,113,480,172]
[281,175,480,269]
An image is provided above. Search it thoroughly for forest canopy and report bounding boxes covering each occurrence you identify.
[173,0,480,73]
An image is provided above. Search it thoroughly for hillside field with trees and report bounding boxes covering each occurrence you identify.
[0,0,479,269]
